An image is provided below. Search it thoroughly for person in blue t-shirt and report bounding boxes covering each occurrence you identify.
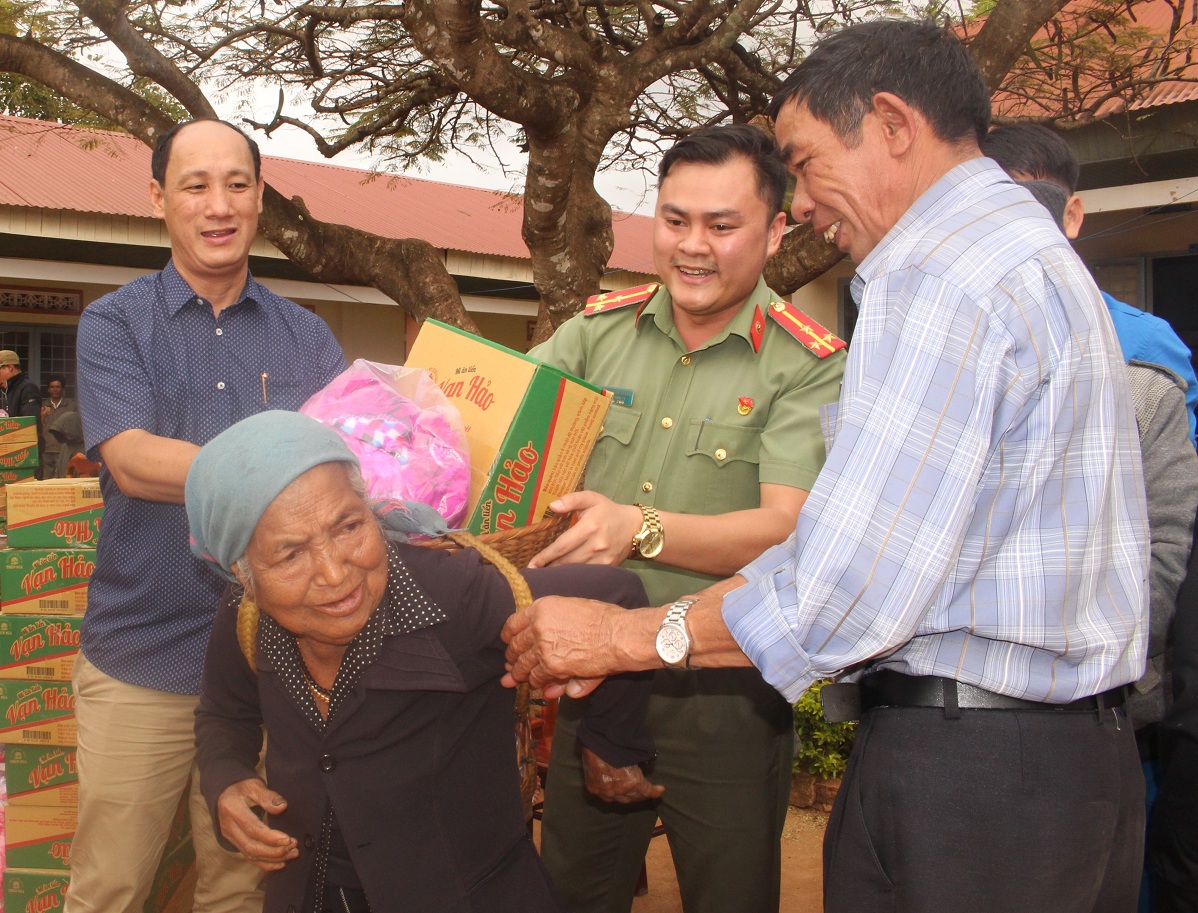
[982,123,1198,449]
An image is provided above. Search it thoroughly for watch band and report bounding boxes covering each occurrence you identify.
[656,597,698,669]
[630,503,664,559]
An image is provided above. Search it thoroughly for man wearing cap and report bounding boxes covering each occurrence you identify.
[0,350,43,421]
[525,124,845,913]
[69,118,345,913]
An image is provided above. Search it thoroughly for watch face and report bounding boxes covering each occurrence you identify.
[638,528,665,559]
[656,623,688,665]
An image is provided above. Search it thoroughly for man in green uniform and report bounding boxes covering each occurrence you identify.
[527,124,846,913]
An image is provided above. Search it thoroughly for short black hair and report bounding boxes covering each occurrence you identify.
[1018,179,1070,230]
[980,123,1079,194]
[46,374,65,387]
[658,124,788,218]
[151,119,262,185]
[769,19,990,148]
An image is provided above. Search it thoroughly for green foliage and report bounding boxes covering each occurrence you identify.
[793,680,856,780]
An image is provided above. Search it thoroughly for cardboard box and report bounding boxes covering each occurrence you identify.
[0,443,38,470]
[0,551,94,615]
[0,416,37,445]
[0,615,82,679]
[4,744,79,806]
[0,467,38,486]
[4,869,71,913]
[5,478,102,548]
[406,320,611,534]
[4,805,76,870]
[0,679,76,745]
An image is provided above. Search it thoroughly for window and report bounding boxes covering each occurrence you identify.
[0,324,78,396]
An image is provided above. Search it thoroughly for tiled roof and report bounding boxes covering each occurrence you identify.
[0,114,655,274]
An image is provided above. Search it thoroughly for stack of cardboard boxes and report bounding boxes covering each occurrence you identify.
[0,477,198,913]
[0,417,40,536]
[0,476,98,911]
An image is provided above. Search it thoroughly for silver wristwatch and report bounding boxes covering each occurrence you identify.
[655,598,698,669]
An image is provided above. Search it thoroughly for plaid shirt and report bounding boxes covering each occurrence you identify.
[724,158,1149,704]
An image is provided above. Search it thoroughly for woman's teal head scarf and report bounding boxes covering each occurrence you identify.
[185,411,359,581]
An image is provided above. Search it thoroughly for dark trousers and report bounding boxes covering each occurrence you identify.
[824,703,1144,913]
[541,667,794,913]
[1152,737,1198,912]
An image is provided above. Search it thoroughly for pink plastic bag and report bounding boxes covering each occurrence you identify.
[300,360,470,527]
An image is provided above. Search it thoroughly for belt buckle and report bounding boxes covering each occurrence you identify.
[820,682,862,723]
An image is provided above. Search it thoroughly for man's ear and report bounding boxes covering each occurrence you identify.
[149,179,166,220]
[871,92,918,156]
[1064,194,1085,240]
[765,209,787,257]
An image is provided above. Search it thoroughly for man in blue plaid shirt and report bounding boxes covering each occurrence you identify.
[505,19,1148,913]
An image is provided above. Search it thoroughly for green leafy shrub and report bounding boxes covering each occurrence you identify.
[793,680,856,780]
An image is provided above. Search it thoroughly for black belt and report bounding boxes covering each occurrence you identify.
[859,670,1126,715]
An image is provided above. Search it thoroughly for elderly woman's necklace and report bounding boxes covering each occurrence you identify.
[300,661,334,706]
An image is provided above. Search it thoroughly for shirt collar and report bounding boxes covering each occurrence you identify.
[852,157,1009,298]
[641,275,775,354]
[162,260,259,316]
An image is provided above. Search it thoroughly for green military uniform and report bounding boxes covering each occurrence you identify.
[530,277,845,913]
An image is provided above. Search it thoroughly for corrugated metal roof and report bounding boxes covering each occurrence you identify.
[0,115,655,274]
[991,0,1198,116]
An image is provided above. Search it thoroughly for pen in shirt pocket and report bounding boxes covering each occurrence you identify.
[261,372,269,405]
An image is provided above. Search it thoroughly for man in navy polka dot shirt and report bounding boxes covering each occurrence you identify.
[71,119,346,913]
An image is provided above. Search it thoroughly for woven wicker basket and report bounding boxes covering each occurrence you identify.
[236,512,569,820]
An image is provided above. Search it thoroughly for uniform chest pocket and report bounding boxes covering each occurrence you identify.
[686,420,763,466]
[586,406,641,483]
[684,421,764,515]
[597,406,640,445]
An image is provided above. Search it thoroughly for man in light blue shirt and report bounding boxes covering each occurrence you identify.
[504,19,1148,913]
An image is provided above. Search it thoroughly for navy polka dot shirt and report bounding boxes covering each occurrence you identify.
[76,262,346,694]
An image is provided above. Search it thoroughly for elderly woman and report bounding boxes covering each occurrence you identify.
[188,411,651,913]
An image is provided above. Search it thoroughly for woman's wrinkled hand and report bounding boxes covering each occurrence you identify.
[581,748,665,804]
[217,778,299,871]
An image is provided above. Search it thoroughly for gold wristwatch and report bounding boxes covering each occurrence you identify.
[630,503,665,559]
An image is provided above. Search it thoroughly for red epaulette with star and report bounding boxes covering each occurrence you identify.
[583,283,660,317]
[751,299,846,357]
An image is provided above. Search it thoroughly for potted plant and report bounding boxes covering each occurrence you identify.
[791,680,856,811]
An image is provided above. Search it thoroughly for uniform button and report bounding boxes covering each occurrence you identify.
[215,328,223,336]
[216,381,226,390]
[641,482,653,493]
[303,833,316,849]
[715,448,727,461]
[319,754,336,772]
[680,355,692,366]
[661,417,673,429]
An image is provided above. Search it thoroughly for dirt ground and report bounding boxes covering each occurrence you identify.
[533,807,827,913]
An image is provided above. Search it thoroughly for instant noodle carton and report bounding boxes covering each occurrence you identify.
[0,615,82,679]
[0,416,38,465]
[5,478,102,549]
[3,869,71,913]
[0,679,76,745]
[0,417,38,471]
[4,805,75,870]
[406,320,611,534]
[1,468,39,531]
[4,745,79,806]
[0,551,95,616]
